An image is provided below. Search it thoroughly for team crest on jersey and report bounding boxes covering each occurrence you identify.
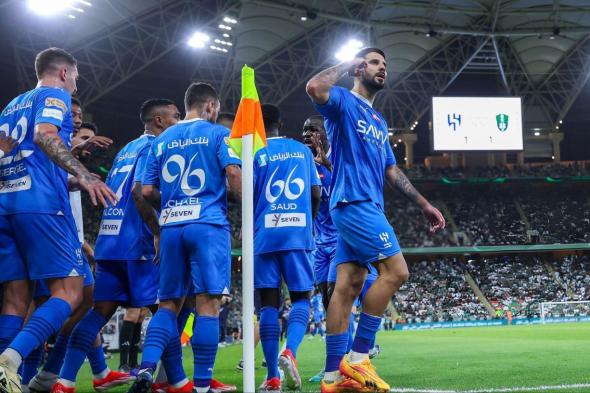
[45,97,67,112]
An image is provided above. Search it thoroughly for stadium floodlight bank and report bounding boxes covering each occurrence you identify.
[540,301,590,324]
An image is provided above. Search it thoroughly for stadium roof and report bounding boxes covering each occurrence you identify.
[2,0,590,153]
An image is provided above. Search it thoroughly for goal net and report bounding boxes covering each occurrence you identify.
[540,301,590,324]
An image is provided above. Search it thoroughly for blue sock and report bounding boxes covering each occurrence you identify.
[162,333,185,385]
[140,308,177,372]
[191,316,219,388]
[325,333,348,372]
[10,298,71,360]
[346,313,355,353]
[351,313,381,354]
[369,336,376,350]
[88,343,108,375]
[0,315,24,353]
[42,334,69,375]
[259,307,279,379]
[59,310,106,382]
[286,300,310,358]
[21,345,44,384]
[177,306,192,335]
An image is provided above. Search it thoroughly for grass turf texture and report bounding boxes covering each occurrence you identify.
[72,323,590,392]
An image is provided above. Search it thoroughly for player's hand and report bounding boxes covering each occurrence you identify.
[153,234,160,265]
[0,134,17,155]
[68,172,102,191]
[77,172,117,208]
[422,203,446,233]
[311,133,331,170]
[72,136,113,157]
[348,57,367,77]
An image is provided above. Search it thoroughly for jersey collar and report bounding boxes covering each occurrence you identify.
[350,90,373,108]
[178,117,205,124]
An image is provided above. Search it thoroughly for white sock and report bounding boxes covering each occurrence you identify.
[323,371,342,383]
[2,348,22,369]
[93,367,110,380]
[57,378,76,388]
[171,378,189,388]
[195,386,210,393]
[347,351,369,363]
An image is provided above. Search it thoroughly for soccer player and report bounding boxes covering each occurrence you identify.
[306,47,445,392]
[50,98,180,393]
[28,120,117,392]
[118,307,147,373]
[126,82,241,393]
[0,47,116,393]
[310,290,325,340]
[253,104,321,391]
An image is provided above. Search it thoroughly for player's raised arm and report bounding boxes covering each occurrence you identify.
[385,164,446,232]
[306,58,366,104]
[34,122,116,207]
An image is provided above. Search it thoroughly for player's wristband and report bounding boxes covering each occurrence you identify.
[0,150,4,159]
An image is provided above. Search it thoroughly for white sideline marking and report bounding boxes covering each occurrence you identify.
[391,384,590,393]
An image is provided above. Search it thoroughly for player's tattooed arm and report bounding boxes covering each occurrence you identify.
[306,58,367,104]
[385,165,446,232]
[34,123,117,207]
[132,182,160,236]
[311,185,321,220]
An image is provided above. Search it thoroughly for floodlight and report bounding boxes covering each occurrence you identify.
[335,39,363,61]
[223,16,237,24]
[28,0,74,16]
[188,32,210,48]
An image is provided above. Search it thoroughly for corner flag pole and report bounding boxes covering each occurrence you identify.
[228,65,267,393]
[241,130,255,393]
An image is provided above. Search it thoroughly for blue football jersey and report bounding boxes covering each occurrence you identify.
[311,293,324,314]
[94,134,156,260]
[253,137,321,255]
[314,163,338,247]
[313,87,396,210]
[0,87,73,215]
[142,118,240,227]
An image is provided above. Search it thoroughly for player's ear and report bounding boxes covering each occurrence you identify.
[59,67,68,82]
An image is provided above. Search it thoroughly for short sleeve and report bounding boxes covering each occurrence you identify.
[133,145,150,183]
[312,86,345,120]
[35,88,71,130]
[216,127,242,169]
[142,143,160,187]
[385,141,396,168]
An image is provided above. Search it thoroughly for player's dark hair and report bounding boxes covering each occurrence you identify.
[79,122,98,135]
[262,104,281,131]
[217,112,235,123]
[139,98,175,124]
[70,97,82,109]
[355,47,386,60]
[35,47,77,79]
[184,82,219,112]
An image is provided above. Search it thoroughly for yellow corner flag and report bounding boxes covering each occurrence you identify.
[229,65,267,158]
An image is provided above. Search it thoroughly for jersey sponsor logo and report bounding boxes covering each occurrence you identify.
[0,174,31,193]
[44,97,67,112]
[1,100,32,117]
[98,219,122,235]
[41,107,64,121]
[264,212,306,228]
[159,204,201,225]
[356,120,388,144]
[268,151,305,162]
[167,137,209,151]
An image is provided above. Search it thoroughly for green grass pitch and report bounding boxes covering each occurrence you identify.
[72,323,590,393]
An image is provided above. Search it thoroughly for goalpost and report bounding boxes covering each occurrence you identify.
[540,301,590,324]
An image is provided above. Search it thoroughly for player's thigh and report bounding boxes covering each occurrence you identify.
[12,213,84,280]
[279,250,314,292]
[158,226,190,301]
[254,252,281,289]
[1,279,31,317]
[374,251,409,285]
[126,259,159,307]
[0,215,28,284]
[331,201,400,265]
[184,223,231,296]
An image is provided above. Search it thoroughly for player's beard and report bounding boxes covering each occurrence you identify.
[362,73,385,93]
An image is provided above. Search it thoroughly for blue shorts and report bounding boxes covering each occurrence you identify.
[0,213,83,283]
[34,253,95,298]
[331,201,400,267]
[313,245,336,285]
[94,259,158,307]
[159,223,231,300]
[255,250,314,292]
[314,311,325,323]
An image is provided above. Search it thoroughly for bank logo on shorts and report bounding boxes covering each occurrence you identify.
[264,165,306,228]
[496,113,509,132]
[379,231,393,248]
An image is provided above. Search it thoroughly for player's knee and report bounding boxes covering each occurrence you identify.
[380,266,409,289]
[260,288,280,309]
